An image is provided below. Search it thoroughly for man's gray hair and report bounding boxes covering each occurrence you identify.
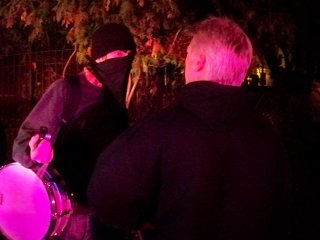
[191,16,253,86]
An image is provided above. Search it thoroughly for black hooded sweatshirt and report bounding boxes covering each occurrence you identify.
[88,81,293,240]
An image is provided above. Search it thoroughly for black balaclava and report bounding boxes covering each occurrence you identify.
[88,23,136,107]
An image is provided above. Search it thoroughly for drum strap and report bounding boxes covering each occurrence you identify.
[37,72,80,176]
[51,75,81,178]
[61,75,81,126]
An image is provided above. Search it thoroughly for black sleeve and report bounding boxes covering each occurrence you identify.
[87,123,161,230]
[12,79,66,168]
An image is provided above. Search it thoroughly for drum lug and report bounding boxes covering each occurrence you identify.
[52,209,73,218]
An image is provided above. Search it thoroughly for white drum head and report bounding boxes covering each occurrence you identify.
[0,163,51,240]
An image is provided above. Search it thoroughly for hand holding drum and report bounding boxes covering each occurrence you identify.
[28,127,53,164]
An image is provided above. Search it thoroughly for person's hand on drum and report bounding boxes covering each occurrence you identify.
[29,134,54,164]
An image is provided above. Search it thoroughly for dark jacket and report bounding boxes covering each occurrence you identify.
[88,81,293,240]
[0,121,6,164]
[12,72,128,205]
[12,72,105,168]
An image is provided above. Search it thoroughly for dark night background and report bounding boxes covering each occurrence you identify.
[180,0,320,80]
[1,1,320,239]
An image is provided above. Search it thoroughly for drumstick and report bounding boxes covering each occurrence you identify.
[39,126,52,141]
[37,163,49,179]
[35,126,52,179]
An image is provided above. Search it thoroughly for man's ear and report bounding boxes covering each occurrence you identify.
[87,46,92,57]
[195,54,206,72]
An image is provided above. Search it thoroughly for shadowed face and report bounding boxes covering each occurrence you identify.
[91,49,134,106]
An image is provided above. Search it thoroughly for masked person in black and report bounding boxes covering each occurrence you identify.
[11,23,136,240]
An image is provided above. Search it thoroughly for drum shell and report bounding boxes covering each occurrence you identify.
[0,163,73,240]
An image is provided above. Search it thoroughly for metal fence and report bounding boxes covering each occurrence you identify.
[0,49,80,164]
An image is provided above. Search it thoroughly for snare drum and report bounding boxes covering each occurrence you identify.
[0,163,73,240]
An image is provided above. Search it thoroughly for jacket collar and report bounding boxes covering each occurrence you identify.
[179,81,253,129]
